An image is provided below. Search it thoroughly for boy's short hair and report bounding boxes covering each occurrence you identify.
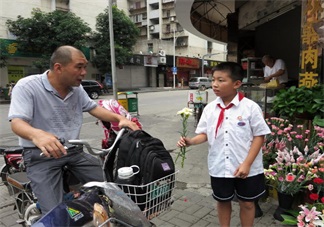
[211,62,244,82]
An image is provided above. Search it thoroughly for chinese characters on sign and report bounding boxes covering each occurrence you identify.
[8,66,24,82]
[299,0,323,87]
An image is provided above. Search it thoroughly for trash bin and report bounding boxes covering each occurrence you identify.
[128,97,138,113]
[118,98,128,111]
[117,91,139,115]
[2,88,10,100]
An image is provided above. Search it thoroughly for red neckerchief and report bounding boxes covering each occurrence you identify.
[215,92,244,138]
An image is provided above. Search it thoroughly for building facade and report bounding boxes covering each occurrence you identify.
[0,0,226,91]
[116,0,226,88]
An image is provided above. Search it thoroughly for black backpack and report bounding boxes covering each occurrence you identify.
[116,130,174,184]
[106,130,175,211]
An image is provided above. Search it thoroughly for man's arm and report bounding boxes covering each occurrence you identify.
[11,118,67,158]
[89,106,139,131]
[264,69,285,82]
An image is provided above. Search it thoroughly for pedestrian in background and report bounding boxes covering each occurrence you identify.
[177,62,270,227]
[7,81,15,98]
[8,45,139,215]
[262,55,288,86]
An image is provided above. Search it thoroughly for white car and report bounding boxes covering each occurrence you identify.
[189,77,212,89]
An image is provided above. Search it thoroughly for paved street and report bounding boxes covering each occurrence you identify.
[0,89,283,226]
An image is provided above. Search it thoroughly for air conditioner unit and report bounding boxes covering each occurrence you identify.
[159,57,166,64]
[158,50,165,56]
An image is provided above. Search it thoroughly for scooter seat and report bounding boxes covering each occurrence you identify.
[0,146,24,154]
[7,172,31,190]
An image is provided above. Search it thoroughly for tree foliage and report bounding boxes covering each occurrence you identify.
[92,6,140,73]
[6,8,91,71]
[0,41,8,68]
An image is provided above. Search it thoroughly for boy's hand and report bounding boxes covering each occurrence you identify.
[177,136,189,147]
[234,163,250,179]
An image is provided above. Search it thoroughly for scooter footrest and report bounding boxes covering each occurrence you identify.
[7,172,30,190]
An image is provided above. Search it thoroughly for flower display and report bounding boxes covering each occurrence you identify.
[175,107,193,168]
[297,204,324,227]
[262,117,324,168]
[264,147,314,195]
[262,117,291,168]
[263,117,324,224]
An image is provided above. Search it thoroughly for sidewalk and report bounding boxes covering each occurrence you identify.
[0,180,282,227]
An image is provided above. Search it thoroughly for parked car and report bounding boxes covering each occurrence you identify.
[81,80,103,99]
[188,77,212,89]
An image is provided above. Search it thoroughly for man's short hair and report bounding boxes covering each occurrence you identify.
[49,46,82,70]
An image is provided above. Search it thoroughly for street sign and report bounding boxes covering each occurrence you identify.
[172,67,177,74]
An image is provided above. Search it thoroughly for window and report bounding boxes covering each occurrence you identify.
[148,43,153,53]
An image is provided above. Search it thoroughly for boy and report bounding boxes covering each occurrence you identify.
[177,62,270,227]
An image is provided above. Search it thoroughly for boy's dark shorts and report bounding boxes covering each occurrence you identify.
[211,173,265,202]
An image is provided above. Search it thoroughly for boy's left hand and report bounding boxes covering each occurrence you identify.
[234,163,250,179]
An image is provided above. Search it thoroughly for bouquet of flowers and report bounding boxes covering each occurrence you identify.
[297,204,324,227]
[175,107,193,168]
[262,117,324,168]
[264,147,315,195]
[262,117,291,168]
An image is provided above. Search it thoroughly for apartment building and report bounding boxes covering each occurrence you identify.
[0,0,107,89]
[116,0,227,88]
[0,0,226,90]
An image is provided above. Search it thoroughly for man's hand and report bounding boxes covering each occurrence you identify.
[264,76,272,82]
[118,119,140,131]
[10,118,67,158]
[32,132,67,158]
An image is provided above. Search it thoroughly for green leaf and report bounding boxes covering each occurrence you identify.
[281,214,297,225]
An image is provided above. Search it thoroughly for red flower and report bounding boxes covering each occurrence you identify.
[321,197,324,203]
[313,177,324,184]
[285,173,296,182]
[309,193,319,201]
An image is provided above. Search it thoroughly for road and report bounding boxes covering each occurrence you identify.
[0,89,212,194]
[0,89,281,227]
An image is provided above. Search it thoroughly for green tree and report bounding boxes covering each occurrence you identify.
[0,41,8,68]
[92,6,140,73]
[6,8,91,71]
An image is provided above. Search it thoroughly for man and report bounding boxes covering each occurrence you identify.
[8,45,139,214]
[262,55,288,85]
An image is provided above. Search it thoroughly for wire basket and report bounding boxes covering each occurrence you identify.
[116,170,178,220]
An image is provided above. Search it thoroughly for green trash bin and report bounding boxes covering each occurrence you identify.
[128,97,138,113]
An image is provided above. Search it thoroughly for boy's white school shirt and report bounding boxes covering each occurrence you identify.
[195,93,271,178]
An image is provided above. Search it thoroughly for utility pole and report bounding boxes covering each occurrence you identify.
[201,52,227,77]
[173,29,176,89]
[108,0,117,100]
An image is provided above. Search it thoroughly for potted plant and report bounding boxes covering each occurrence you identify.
[272,85,324,126]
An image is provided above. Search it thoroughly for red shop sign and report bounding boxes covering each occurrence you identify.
[177,57,200,69]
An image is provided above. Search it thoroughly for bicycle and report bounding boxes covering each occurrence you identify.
[17,128,177,227]
[187,86,208,126]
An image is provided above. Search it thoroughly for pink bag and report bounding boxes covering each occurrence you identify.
[98,99,142,148]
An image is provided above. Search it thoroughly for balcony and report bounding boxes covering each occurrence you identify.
[149,25,160,34]
[149,9,159,19]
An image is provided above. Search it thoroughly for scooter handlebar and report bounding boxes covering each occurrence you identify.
[68,128,126,156]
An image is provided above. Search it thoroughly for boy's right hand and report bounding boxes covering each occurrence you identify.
[177,136,188,147]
